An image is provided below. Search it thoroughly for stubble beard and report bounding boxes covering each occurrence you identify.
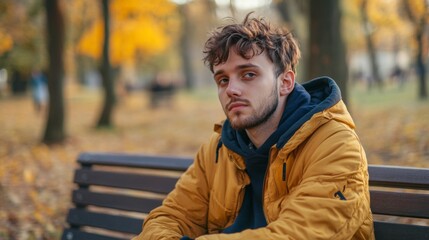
[228,86,279,131]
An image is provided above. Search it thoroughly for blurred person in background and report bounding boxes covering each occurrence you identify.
[30,69,48,114]
[134,13,374,240]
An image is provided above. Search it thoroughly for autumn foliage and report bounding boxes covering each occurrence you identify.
[77,0,180,66]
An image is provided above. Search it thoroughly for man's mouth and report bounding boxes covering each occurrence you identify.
[227,101,248,112]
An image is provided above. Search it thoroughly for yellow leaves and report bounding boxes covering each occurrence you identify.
[0,30,13,55]
[346,0,412,29]
[77,0,179,66]
[406,0,427,19]
[29,189,55,223]
[32,144,55,168]
[77,21,103,61]
[111,0,177,20]
[345,0,417,51]
[112,16,169,64]
[23,168,35,184]
[366,0,400,27]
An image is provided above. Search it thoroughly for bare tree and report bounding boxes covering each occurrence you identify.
[43,0,66,144]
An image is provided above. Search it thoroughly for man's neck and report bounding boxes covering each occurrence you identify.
[245,108,284,149]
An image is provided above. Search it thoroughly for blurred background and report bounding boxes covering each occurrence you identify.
[0,0,428,239]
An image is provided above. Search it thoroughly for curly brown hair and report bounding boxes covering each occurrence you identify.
[203,13,301,77]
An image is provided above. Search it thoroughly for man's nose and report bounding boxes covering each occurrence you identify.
[225,79,241,97]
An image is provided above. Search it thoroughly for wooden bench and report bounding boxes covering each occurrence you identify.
[61,152,429,240]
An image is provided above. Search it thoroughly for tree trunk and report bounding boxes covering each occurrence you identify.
[402,0,428,100]
[43,0,65,144]
[308,0,349,105]
[275,0,309,82]
[97,0,115,127]
[179,3,195,90]
[360,0,383,90]
[416,18,428,99]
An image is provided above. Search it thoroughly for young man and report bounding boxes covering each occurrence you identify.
[134,14,374,240]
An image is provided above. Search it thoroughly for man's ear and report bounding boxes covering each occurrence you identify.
[279,70,295,96]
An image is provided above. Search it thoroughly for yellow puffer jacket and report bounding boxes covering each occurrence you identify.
[133,100,374,240]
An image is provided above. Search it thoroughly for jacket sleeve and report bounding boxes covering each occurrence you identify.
[194,126,373,240]
[132,142,213,240]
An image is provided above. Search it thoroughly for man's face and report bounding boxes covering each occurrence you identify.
[213,48,280,130]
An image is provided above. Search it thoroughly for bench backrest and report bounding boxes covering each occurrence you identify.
[61,152,429,240]
[368,165,429,240]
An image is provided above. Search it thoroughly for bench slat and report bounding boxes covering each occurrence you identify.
[72,189,163,213]
[370,190,429,218]
[66,208,143,234]
[369,165,429,190]
[74,169,179,194]
[61,228,126,240]
[374,221,429,240]
[78,152,193,171]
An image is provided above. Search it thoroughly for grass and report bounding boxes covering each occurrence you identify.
[350,80,420,108]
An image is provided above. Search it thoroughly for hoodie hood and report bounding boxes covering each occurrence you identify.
[220,76,343,156]
[276,76,341,148]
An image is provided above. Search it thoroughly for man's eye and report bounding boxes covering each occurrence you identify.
[243,72,256,79]
[217,78,229,85]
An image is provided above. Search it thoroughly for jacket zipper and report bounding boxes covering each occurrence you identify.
[262,150,287,223]
[261,149,273,223]
[282,162,287,181]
